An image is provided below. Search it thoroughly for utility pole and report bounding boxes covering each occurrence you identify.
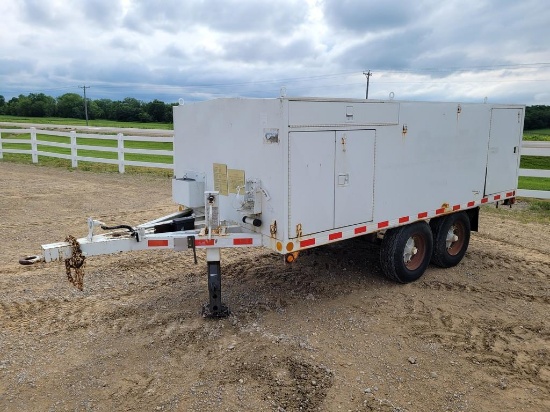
[363,70,372,99]
[79,85,90,126]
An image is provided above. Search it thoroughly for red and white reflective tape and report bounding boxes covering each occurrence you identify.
[148,239,169,247]
[300,238,316,248]
[146,190,516,252]
[195,239,215,247]
[233,238,253,245]
[145,234,260,249]
[295,190,515,250]
[354,226,367,234]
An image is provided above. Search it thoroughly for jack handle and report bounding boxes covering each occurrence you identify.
[187,236,198,264]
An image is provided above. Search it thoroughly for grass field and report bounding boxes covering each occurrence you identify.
[0,115,173,130]
[523,128,550,141]
[1,118,549,191]
[482,199,550,224]
[518,176,550,191]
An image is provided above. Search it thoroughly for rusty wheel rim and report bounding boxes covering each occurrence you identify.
[446,221,465,256]
[403,234,426,271]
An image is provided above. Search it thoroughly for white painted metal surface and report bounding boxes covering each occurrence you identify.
[288,100,399,126]
[334,130,375,228]
[41,230,264,263]
[172,98,525,253]
[289,130,334,236]
[15,99,539,269]
[485,108,523,195]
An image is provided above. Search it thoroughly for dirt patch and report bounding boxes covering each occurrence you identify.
[1,163,549,411]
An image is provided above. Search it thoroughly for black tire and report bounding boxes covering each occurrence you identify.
[19,255,41,265]
[430,212,471,268]
[380,222,433,283]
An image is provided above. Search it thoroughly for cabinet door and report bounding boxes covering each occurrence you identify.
[485,109,523,195]
[289,131,335,237]
[334,130,375,227]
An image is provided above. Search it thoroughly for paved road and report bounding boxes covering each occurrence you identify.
[0,122,174,136]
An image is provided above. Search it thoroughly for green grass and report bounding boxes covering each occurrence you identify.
[0,153,173,176]
[520,156,549,170]
[518,176,550,191]
[0,115,173,130]
[481,199,550,224]
[528,199,550,211]
[523,129,550,141]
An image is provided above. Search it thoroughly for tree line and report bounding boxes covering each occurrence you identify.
[0,93,176,123]
[524,105,550,130]
[0,93,549,128]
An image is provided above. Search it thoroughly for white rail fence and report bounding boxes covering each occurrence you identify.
[0,127,549,199]
[517,141,550,199]
[0,127,173,173]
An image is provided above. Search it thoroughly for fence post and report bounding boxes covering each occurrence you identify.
[0,130,3,159]
[70,131,78,168]
[30,127,38,163]
[118,133,125,173]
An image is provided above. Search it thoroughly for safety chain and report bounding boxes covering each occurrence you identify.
[65,235,86,290]
[270,220,277,238]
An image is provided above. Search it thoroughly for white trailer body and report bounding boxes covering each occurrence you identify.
[172,98,523,253]
[25,97,525,317]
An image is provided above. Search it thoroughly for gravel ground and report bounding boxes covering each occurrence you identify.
[0,162,549,411]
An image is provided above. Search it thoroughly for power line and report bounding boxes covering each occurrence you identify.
[4,62,550,103]
[78,85,91,126]
[376,62,550,75]
[363,70,372,99]
[7,62,549,95]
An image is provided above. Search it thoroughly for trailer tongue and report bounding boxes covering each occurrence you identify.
[20,202,262,318]
[19,97,524,318]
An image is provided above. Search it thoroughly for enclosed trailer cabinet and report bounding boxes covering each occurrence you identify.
[172,97,523,245]
[26,97,524,317]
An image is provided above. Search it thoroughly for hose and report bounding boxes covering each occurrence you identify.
[100,224,136,235]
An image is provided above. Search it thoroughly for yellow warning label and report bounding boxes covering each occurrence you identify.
[228,169,245,194]
[213,163,228,196]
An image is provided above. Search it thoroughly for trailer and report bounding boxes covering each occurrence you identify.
[20,97,525,317]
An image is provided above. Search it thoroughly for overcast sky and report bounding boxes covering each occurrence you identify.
[1,0,549,105]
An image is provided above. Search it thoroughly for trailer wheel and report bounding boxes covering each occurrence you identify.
[430,212,471,268]
[380,222,433,283]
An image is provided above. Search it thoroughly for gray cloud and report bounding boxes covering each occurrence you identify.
[331,26,431,71]
[0,0,548,105]
[221,36,317,64]
[18,0,71,27]
[82,0,124,28]
[109,37,140,51]
[323,0,420,32]
[323,0,550,74]
[122,0,309,34]
[0,58,36,76]
[163,44,189,59]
